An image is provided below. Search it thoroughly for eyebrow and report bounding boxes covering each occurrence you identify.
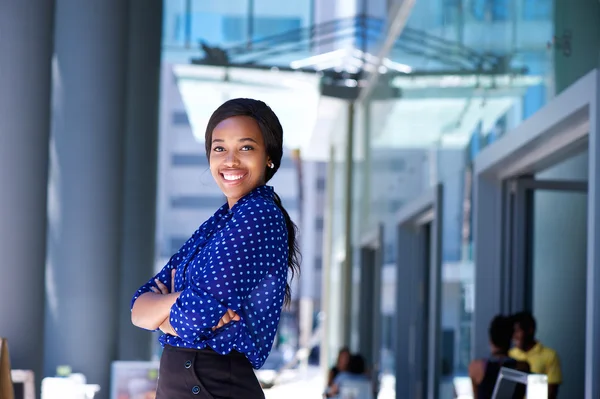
[212,137,259,144]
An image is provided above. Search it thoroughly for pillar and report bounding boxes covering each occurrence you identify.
[117,0,163,361]
[0,0,55,380]
[44,1,128,395]
[553,0,600,93]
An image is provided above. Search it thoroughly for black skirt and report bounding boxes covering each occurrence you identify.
[156,345,265,399]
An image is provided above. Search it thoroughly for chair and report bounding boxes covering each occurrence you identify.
[491,367,548,399]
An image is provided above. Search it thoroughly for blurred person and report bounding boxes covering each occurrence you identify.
[325,354,371,399]
[326,346,351,391]
[131,98,300,399]
[510,311,562,399]
[468,315,529,399]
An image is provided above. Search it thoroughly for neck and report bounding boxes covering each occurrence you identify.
[522,339,537,352]
[491,349,509,357]
[227,198,239,209]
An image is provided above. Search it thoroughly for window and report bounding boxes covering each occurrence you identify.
[315,217,324,230]
[252,17,302,41]
[172,154,206,166]
[470,0,509,21]
[315,256,322,270]
[389,200,404,213]
[522,0,551,20]
[222,16,302,43]
[222,16,247,42]
[316,176,326,191]
[390,158,406,172]
[170,195,226,209]
[172,111,190,126]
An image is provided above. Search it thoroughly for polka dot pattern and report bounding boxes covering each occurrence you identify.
[131,185,289,369]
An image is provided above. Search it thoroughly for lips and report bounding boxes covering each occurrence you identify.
[220,170,247,184]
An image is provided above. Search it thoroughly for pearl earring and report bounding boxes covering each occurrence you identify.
[268,162,275,169]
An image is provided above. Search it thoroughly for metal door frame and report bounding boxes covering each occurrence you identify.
[358,225,384,394]
[395,184,443,399]
[503,177,588,314]
[473,69,599,399]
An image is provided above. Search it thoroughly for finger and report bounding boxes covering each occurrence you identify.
[171,269,176,293]
[227,309,240,321]
[154,279,168,295]
[221,314,232,324]
[229,309,240,321]
[150,286,159,293]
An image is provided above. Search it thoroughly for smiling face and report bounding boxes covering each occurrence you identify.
[209,116,270,208]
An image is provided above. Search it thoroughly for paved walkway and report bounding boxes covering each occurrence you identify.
[264,366,325,399]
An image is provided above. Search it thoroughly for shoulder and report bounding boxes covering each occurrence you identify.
[468,359,485,380]
[234,196,285,224]
[509,347,524,359]
[540,345,560,361]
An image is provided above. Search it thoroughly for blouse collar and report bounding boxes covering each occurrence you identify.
[225,185,274,214]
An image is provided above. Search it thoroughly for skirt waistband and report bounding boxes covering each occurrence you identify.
[163,344,247,358]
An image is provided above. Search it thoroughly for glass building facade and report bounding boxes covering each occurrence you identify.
[161,0,600,398]
[3,1,598,398]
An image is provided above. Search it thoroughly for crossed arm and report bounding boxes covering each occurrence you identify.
[131,269,238,335]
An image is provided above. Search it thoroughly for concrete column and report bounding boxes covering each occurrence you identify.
[341,102,355,347]
[44,1,128,394]
[299,161,317,349]
[117,0,163,361]
[0,0,55,380]
[553,0,600,93]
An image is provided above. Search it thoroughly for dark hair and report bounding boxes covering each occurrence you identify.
[348,354,366,375]
[338,346,350,355]
[488,315,513,353]
[512,311,536,333]
[204,98,300,307]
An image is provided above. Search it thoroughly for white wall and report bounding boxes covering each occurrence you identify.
[533,150,588,399]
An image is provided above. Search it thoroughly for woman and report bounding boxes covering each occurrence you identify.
[324,347,350,398]
[326,353,370,399]
[130,98,300,398]
[468,315,529,399]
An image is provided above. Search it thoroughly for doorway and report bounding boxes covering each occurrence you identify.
[504,174,587,398]
[395,185,443,399]
[357,226,383,396]
[473,69,600,398]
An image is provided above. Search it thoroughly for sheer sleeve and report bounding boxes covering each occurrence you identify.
[168,198,288,347]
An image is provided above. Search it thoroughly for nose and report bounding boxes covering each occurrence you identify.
[224,151,239,167]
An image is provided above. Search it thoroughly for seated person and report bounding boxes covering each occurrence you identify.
[509,311,562,399]
[326,347,350,392]
[469,315,529,399]
[326,354,371,399]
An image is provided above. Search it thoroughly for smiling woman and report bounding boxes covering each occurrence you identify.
[209,115,272,208]
[130,98,300,399]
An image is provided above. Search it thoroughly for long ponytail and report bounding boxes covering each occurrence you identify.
[273,192,301,307]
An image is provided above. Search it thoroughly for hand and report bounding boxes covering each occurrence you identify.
[159,317,178,336]
[150,269,176,294]
[329,384,339,396]
[212,309,240,331]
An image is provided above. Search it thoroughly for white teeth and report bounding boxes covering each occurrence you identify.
[223,173,245,181]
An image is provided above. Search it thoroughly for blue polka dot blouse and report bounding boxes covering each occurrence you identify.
[131,185,289,369]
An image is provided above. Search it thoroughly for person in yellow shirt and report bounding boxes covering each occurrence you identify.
[509,311,562,399]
